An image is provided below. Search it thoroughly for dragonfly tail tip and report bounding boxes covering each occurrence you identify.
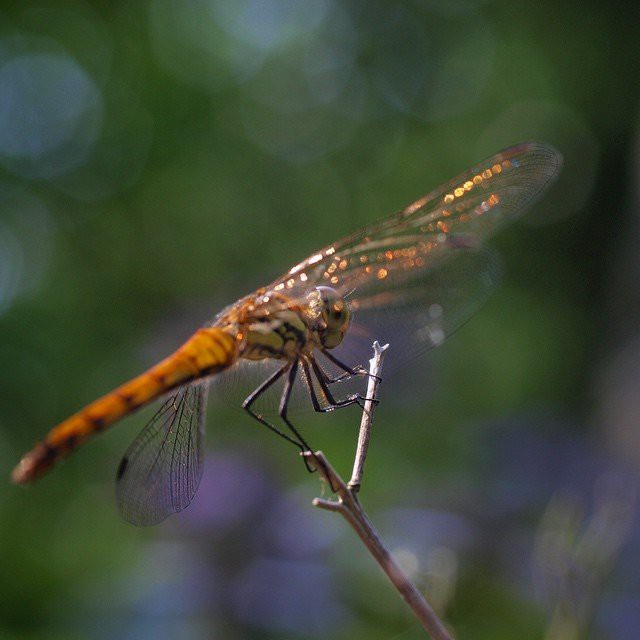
[11,459,30,484]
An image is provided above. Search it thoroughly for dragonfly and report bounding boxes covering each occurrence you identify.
[11,142,561,526]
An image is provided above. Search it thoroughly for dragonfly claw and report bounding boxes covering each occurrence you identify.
[348,394,380,409]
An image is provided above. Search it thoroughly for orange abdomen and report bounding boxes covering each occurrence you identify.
[12,327,238,484]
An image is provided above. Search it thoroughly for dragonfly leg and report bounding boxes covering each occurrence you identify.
[242,363,307,454]
[302,357,367,413]
[302,359,344,414]
[321,348,363,376]
[278,360,316,472]
[314,358,378,410]
[314,358,362,384]
[320,349,381,384]
[278,360,312,451]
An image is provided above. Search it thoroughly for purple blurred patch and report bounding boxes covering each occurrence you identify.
[179,450,276,534]
[258,485,344,558]
[379,507,476,558]
[231,557,351,637]
[127,541,219,615]
[479,412,632,516]
[597,593,640,640]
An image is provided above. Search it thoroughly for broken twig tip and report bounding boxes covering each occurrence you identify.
[372,340,390,355]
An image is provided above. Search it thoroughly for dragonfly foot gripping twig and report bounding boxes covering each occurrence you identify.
[305,342,454,640]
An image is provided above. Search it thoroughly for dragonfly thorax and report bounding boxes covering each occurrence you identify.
[306,286,351,350]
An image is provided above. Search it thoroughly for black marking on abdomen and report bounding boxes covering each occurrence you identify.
[89,416,106,431]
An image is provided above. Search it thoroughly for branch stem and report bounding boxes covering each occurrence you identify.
[307,342,453,640]
[348,341,389,492]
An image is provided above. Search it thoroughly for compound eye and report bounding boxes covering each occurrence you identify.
[332,302,345,321]
[324,297,349,331]
[308,286,350,348]
[309,286,350,333]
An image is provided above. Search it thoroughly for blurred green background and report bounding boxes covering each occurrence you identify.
[1,1,639,638]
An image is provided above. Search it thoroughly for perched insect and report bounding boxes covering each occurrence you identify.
[11,142,561,525]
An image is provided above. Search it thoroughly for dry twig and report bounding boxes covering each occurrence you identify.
[306,341,454,640]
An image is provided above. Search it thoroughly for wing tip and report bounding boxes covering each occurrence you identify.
[506,140,563,176]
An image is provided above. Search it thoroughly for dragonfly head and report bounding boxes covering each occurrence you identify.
[307,286,351,349]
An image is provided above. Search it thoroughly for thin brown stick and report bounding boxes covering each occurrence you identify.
[348,340,388,492]
[306,344,454,640]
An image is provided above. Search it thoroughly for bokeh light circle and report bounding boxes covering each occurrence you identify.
[0,51,103,180]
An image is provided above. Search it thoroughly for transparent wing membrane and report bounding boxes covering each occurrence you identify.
[267,142,560,303]
[332,247,501,373]
[116,383,208,526]
[264,143,559,371]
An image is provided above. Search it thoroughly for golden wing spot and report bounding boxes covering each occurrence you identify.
[454,187,464,198]
[463,180,473,191]
[492,163,502,174]
[289,263,303,275]
[444,193,454,204]
[377,268,388,279]
[473,175,483,185]
[404,195,430,215]
[482,169,492,179]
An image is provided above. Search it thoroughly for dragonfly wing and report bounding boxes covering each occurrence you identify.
[331,246,501,373]
[116,382,208,526]
[256,142,559,372]
[265,142,560,301]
